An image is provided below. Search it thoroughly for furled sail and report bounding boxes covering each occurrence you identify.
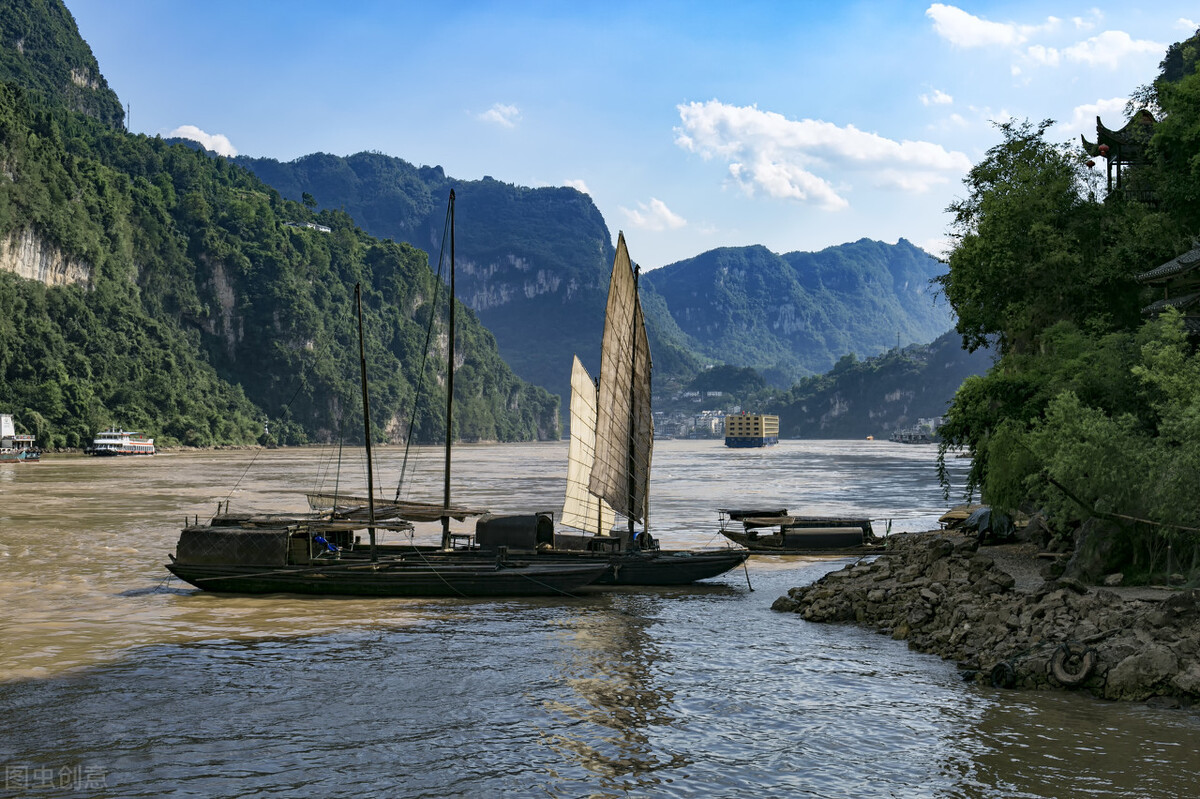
[560,356,617,534]
[588,233,653,524]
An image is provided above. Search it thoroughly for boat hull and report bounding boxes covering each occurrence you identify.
[367,545,750,586]
[597,549,749,585]
[719,529,883,555]
[166,560,608,598]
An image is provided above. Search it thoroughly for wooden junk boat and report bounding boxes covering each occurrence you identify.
[297,228,747,587]
[717,508,882,555]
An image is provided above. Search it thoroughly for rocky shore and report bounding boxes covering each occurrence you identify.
[772,531,1200,705]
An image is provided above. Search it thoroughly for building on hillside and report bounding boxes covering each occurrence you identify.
[1081,110,1156,203]
[724,413,779,448]
[891,417,944,444]
[1135,245,1200,336]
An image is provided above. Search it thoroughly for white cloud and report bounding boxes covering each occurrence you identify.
[619,198,686,231]
[920,88,954,106]
[478,103,521,128]
[675,100,971,210]
[1058,97,1128,139]
[564,179,590,194]
[1025,44,1060,67]
[926,4,1058,48]
[1063,30,1164,68]
[917,235,953,260]
[168,125,237,156]
[1073,10,1104,31]
[1177,18,1197,32]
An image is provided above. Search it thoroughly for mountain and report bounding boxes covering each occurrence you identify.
[0,2,557,448]
[775,331,994,439]
[0,0,122,127]
[235,152,954,397]
[234,152,615,403]
[640,239,953,387]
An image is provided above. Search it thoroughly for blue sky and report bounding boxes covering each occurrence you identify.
[68,1,1197,270]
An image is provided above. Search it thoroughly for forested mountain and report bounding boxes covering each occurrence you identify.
[234,153,615,403]
[640,239,952,387]
[0,2,557,448]
[657,332,992,439]
[772,332,992,438]
[0,0,122,127]
[235,151,953,397]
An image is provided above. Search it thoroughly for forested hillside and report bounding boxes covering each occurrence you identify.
[0,9,557,448]
[641,239,952,387]
[0,0,122,126]
[773,332,992,438]
[657,332,992,439]
[235,152,615,403]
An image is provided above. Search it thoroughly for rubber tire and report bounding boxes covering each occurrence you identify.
[1050,643,1097,687]
[990,660,1016,689]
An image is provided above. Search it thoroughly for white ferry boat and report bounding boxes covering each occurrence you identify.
[88,427,156,456]
[0,413,40,462]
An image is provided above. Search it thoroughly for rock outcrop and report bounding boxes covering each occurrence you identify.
[0,229,91,288]
[773,531,1200,704]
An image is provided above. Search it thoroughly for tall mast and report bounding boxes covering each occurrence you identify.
[594,374,603,536]
[441,189,456,550]
[355,283,378,562]
[627,265,639,541]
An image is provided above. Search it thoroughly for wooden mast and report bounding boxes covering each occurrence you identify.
[355,282,378,562]
[627,265,639,544]
[441,189,456,550]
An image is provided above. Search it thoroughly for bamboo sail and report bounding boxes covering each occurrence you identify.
[560,356,617,535]
[588,232,653,526]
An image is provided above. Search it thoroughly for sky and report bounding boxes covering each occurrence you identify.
[66,1,1198,270]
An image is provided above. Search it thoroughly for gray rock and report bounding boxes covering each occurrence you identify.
[1106,645,1179,700]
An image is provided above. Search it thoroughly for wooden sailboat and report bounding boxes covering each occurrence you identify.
[164,192,607,597]
[471,233,749,585]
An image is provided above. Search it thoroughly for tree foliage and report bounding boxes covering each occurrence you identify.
[936,31,1200,582]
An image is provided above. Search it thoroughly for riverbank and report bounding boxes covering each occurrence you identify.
[772,530,1200,705]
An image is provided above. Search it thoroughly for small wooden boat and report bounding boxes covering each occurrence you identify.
[717,508,883,555]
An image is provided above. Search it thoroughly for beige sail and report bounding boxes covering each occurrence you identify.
[560,356,617,535]
[588,232,653,524]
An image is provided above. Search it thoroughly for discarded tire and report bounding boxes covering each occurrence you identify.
[1050,642,1097,687]
[990,660,1017,689]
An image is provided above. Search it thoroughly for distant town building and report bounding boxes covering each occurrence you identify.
[891,416,944,444]
[283,221,332,233]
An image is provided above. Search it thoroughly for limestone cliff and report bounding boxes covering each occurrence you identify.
[0,228,90,287]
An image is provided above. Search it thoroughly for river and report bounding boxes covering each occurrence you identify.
[0,440,1196,797]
